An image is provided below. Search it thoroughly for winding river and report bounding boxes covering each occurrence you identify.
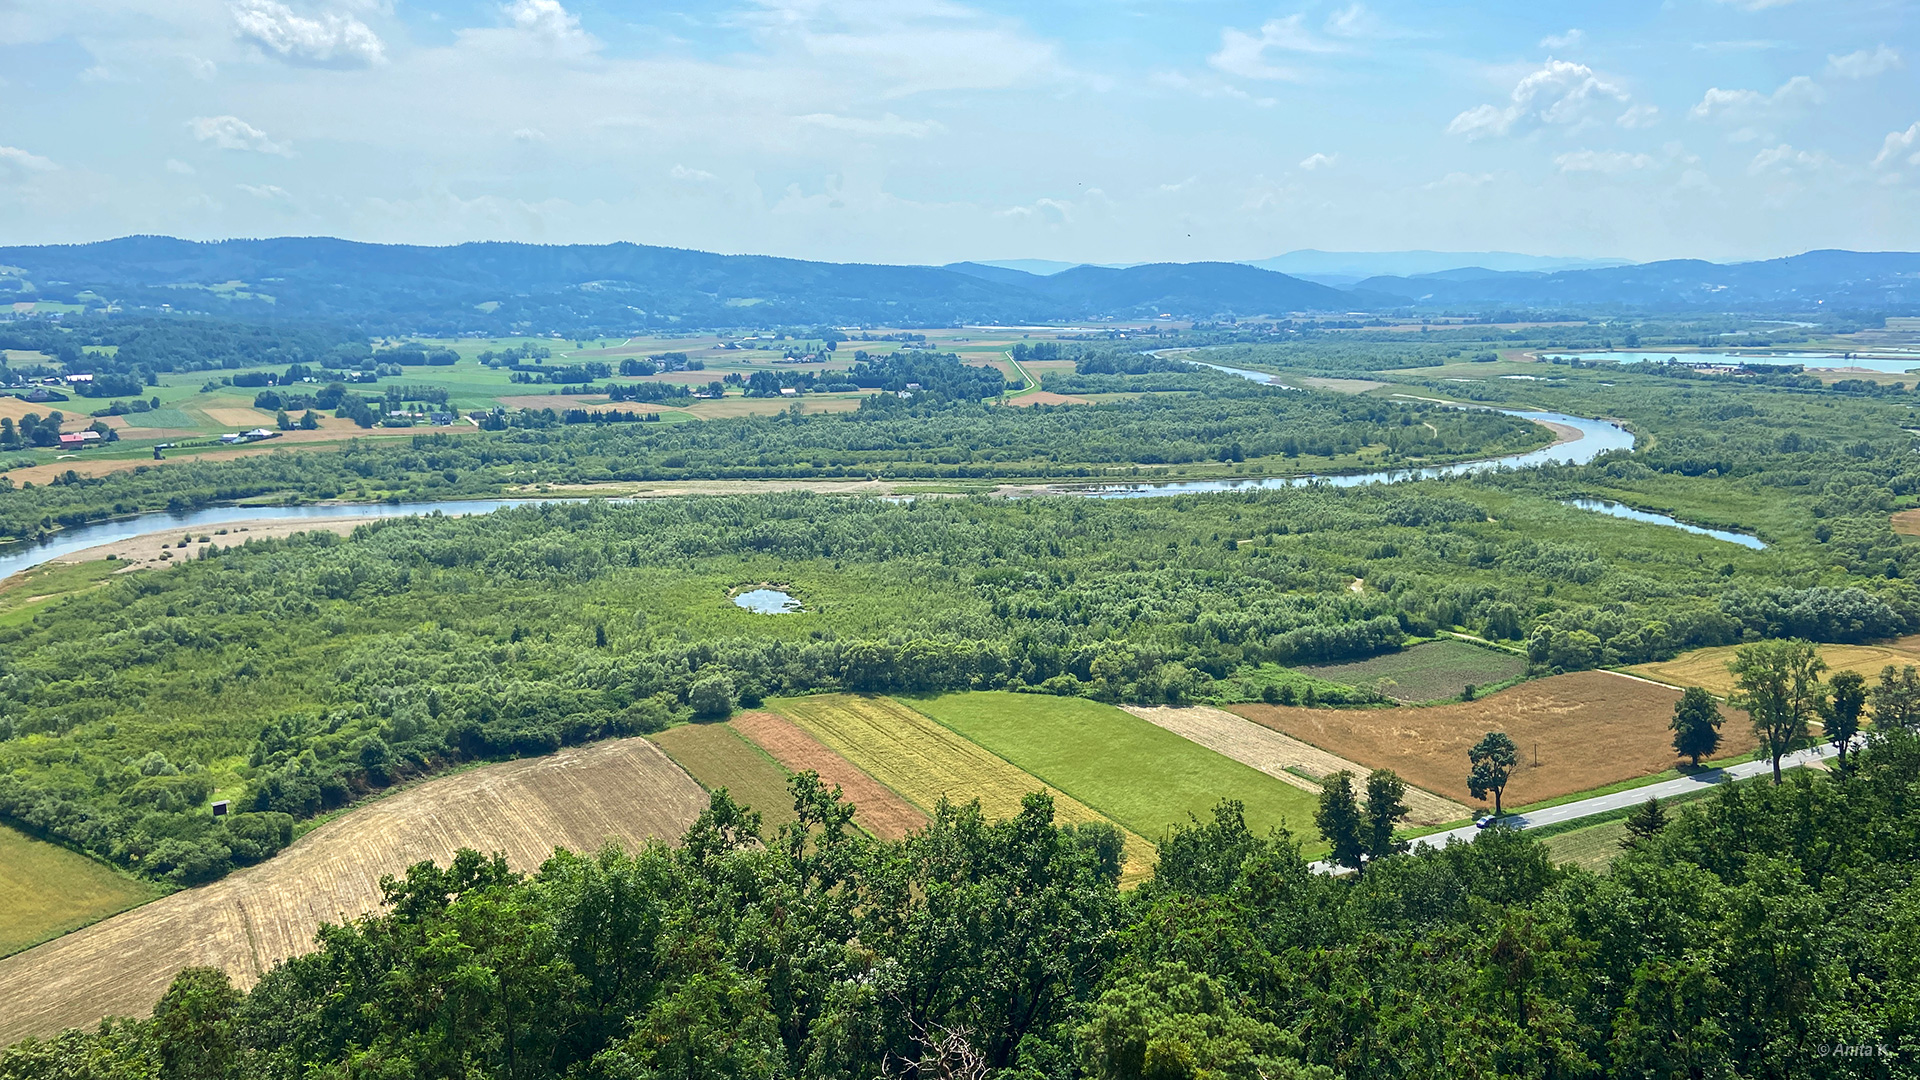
[0,372,1652,579]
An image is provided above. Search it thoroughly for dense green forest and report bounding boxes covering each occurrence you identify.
[7,734,1920,1079]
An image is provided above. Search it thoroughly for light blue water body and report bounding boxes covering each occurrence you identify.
[1545,350,1920,375]
[732,588,802,614]
[1562,498,1766,549]
[0,499,531,580]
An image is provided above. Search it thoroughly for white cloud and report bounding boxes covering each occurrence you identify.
[1712,0,1798,10]
[189,115,293,156]
[670,164,717,182]
[512,128,547,142]
[1690,75,1820,120]
[230,0,385,67]
[1540,29,1584,50]
[1827,45,1902,79]
[1616,104,1660,129]
[795,112,941,138]
[1554,149,1656,173]
[504,0,584,42]
[164,158,196,175]
[1324,4,1392,39]
[1750,143,1833,175]
[1210,14,1338,81]
[738,0,1061,99]
[0,146,57,182]
[1447,59,1628,139]
[1298,152,1338,171]
[237,182,297,204]
[1875,122,1920,169]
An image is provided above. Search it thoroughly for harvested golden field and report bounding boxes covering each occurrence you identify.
[0,737,705,1044]
[0,824,161,959]
[201,406,277,427]
[652,723,798,831]
[1631,637,1920,697]
[1232,671,1754,810]
[1123,705,1470,825]
[772,695,1154,881]
[731,711,928,840]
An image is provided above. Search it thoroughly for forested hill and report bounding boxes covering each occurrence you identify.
[5,238,1916,330]
[1355,249,1920,312]
[0,238,1368,333]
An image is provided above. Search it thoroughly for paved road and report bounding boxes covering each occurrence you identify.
[1406,742,1843,853]
[1307,743,1843,872]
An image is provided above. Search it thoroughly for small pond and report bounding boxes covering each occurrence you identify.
[733,588,802,614]
[1563,498,1767,549]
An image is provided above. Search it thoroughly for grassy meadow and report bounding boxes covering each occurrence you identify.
[0,824,161,958]
[907,691,1319,842]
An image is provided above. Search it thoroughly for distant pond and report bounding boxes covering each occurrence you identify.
[733,588,802,614]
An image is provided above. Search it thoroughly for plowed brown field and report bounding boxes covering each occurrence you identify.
[0,737,705,1044]
[1231,671,1753,810]
[731,711,928,840]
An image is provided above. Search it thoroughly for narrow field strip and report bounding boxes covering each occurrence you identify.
[1123,704,1471,826]
[0,738,707,1045]
[652,722,799,832]
[771,695,1155,881]
[909,692,1318,842]
[731,711,928,841]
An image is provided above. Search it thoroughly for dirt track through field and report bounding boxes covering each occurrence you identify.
[1232,671,1755,810]
[731,712,929,840]
[0,738,706,1044]
[1124,705,1469,825]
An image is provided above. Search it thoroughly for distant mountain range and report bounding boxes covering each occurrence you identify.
[0,236,1914,332]
[1352,250,1920,312]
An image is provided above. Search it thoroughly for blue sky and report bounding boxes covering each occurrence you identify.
[0,0,1913,264]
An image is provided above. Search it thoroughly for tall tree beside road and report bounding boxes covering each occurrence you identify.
[1669,685,1724,767]
[1467,732,1519,817]
[1729,639,1827,783]
[1871,664,1920,731]
[1822,669,1867,771]
[1363,769,1410,860]
[1313,771,1365,872]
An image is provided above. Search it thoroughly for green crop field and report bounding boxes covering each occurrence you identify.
[1297,639,1529,703]
[907,691,1319,843]
[650,722,797,831]
[117,409,198,429]
[0,824,161,958]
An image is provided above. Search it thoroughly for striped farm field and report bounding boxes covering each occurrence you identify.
[652,722,799,832]
[909,692,1321,842]
[0,737,706,1045]
[771,694,1156,880]
[1122,704,1470,826]
[731,711,928,840]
